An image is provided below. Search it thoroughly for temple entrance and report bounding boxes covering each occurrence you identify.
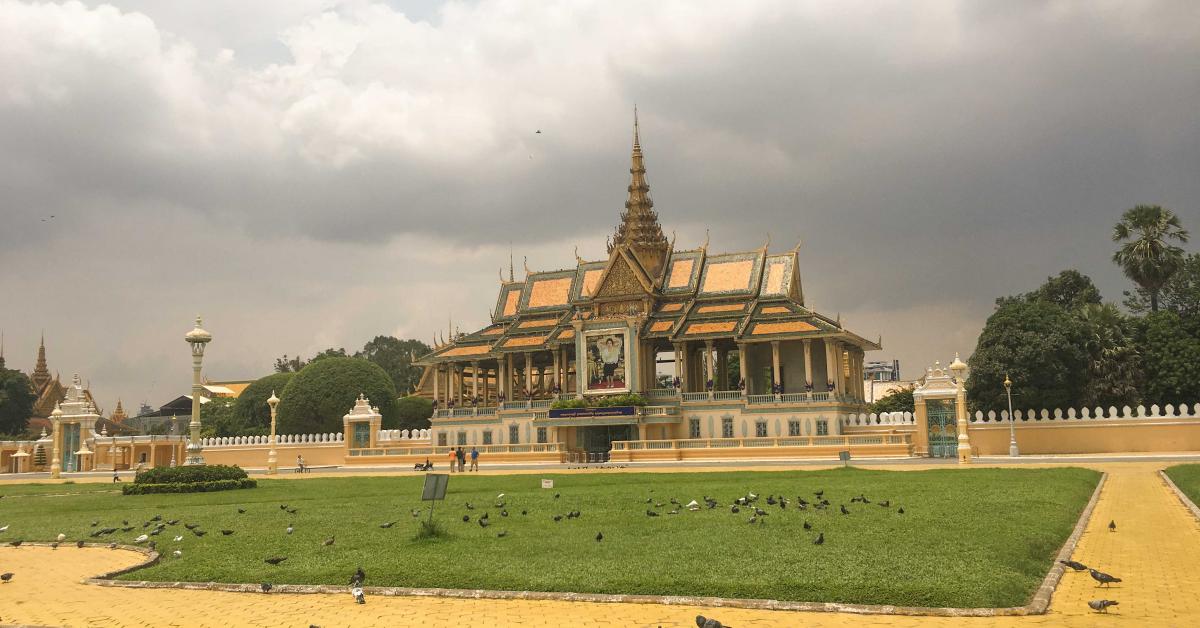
[926,400,957,458]
[577,425,636,454]
[60,423,81,472]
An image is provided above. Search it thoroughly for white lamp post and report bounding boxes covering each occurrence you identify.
[1004,373,1019,457]
[184,316,212,465]
[267,390,279,475]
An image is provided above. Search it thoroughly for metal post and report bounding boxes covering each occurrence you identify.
[184,316,211,465]
[267,391,279,474]
[1004,374,1019,457]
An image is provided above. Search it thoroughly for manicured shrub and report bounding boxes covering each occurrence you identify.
[134,464,247,485]
[122,478,257,495]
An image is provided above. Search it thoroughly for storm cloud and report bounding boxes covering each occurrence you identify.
[1,0,1197,413]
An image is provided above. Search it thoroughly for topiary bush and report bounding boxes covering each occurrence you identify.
[550,394,648,409]
[123,478,257,495]
[134,464,247,484]
[278,357,399,433]
[232,372,296,433]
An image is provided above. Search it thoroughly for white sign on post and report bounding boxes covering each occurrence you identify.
[541,479,554,489]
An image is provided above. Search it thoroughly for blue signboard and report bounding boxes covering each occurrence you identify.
[547,406,637,419]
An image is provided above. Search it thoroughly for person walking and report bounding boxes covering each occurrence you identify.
[456,447,466,473]
[448,448,457,473]
[469,447,479,472]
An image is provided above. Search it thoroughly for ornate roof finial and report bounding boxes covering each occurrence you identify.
[701,228,710,251]
[524,255,531,277]
[574,245,583,265]
[762,233,771,253]
[508,242,515,282]
[32,331,51,391]
[609,108,669,273]
[792,238,803,254]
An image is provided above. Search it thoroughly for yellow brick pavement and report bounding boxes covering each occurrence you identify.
[0,462,1197,627]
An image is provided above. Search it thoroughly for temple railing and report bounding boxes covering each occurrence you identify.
[969,402,1200,423]
[646,388,680,399]
[348,442,563,457]
[612,434,910,451]
[681,392,710,402]
[713,390,743,401]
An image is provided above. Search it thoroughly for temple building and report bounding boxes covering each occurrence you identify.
[413,116,881,458]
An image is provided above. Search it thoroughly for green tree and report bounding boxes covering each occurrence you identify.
[273,348,348,373]
[1124,252,1200,319]
[277,357,398,434]
[0,367,35,436]
[394,395,433,430]
[232,372,295,435]
[966,300,1089,411]
[199,398,241,438]
[868,386,912,415]
[1137,311,1200,405]
[1078,303,1141,408]
[355,336,431,394]
[869,386,914,414]
[1004,270,1102,310]
[1112,205,1190,312]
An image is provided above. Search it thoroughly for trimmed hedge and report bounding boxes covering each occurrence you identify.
[551,393,649,409]
[134,464,247,485]
[122,478,257,495]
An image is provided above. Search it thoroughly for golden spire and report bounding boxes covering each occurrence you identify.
[31,332,51,391]
[610,107,670,274]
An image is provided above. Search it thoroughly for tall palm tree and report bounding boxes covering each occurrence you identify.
[1112,205,1189,312]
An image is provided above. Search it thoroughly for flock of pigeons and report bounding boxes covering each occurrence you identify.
[0,491,1128,617]
[1056,518,1123,614]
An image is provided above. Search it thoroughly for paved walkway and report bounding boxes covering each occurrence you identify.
[0,462,1197,627]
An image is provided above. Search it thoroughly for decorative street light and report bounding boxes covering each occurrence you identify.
[267,390,280,475]
[184,316,212,465]
[1003,373,1019,456]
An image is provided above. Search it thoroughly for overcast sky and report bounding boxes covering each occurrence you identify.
[2,0,1198,415]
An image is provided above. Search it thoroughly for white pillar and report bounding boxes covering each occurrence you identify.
[737,343,749,394]
[803,340,813,388]
[771,341,781,393]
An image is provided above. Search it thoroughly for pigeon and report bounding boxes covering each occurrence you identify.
[174,535,184,542]
[695,614,729,628]
[898,507,905,514]
[120,527,134,533]
[167,519,179,526]
[265,556,288,565]
[1088,599,1119,613]
[748,516,757,525]
[554,492,561,499]
[221,530,234,536]
[0,573,12,583]
[1108,520,1117,532]
[840,505,850,515]
[730,506,740,514]
[462,515,470,523]
[501,510,509,517]
[287,525,295,534]
[322,536,335,546]
[497,530,508,538]
[193,530,206,537]
[1090,569,1121,587]
[51,542,59,550]
[803,521,812,531]
[261,582,272,593]
[350,567,365,586]
[150,515,162,522]
[148,541,156,552]
[596,532,603,542]
[497,493,505,499]
[380,521,397,529]
[645,510,658,517]
[465,502,474,510]
[184,523,199,530]
[8,540,22,548]
[76,540,85,548]
[57,533,66,542]
[91,521,99,527]
[173,550,182,557]
[238,509,246,514]
[280,505,288,510]
[1059,560,1088,572]
[813,532,824,545]
[286,508,298,515]
[411,509,421,518]
[879,501,890,508]
[352,585,365,604]
[814,490,824,498]
[553,515,564,522]
[108,542,117,549]
[149,528,163,536]
[479,518,490,528]
[766,496,777,506]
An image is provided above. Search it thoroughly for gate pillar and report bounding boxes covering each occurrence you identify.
[913,358,971,463]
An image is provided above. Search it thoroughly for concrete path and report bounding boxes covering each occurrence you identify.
[0,462,1197,627]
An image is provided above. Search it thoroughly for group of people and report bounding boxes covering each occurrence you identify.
[447,446,479,472]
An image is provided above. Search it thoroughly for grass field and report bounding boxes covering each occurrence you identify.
[1166,464,1200,508]
[0,467,1099,608]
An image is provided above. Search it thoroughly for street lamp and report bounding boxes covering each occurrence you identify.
[184,316,212,465]
[1003,373,1019,456]
[267,390,279,474]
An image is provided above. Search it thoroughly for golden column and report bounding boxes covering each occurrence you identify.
[184,316,212,465]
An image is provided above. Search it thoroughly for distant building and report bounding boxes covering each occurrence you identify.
[202,378,253,398]
[864,359,901,382]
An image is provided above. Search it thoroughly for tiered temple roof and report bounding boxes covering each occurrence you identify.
[417,114,879,368]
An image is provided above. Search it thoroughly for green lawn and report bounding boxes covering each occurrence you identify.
[0,467,1099,608]
[1166,464,1200,509]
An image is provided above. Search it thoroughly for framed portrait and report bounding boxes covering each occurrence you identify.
[583,329,629,394]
